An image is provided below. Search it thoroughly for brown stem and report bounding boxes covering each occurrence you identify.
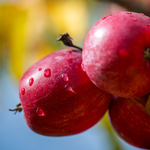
[57,32,82,51]
[9,103,23,114]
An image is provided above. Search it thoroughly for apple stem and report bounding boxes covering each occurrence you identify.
[9,103,23,114]
[57,33,82,51]
[144,48,150,60]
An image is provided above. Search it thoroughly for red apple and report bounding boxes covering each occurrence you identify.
[19,49,111,136]
[108,95,150,149]
[82,12,150,98]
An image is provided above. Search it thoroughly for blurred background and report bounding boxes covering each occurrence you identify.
[0,0,149,150]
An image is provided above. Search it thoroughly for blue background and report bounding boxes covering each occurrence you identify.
[0,69,142,150]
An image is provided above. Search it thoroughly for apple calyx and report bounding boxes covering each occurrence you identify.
[144,48,150,60]
[9,103,23,114]
[145,94,150,115]
[57,32,82,51]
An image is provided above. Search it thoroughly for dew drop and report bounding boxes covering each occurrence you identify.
[91,31,94,35]
[67,59,73,63]
[147,24,150,29]
[133,18,137,21]
[62,74,69,81]
[102,16,107,20]
[126,12,132,15]
[139,13,145,16]
[29,77,34,86]
[75,65,80,70]
[44,68,51,77]
[67,86,76,94]
[127,12,133,17]
[65,84,76,94]
[38,68,42,71]
[36,106,45,116]
[21,88,25,95]
[81,63,85,72]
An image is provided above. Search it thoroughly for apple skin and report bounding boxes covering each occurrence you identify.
[82,12,150,98]
[19,49,111,136]
[108,95,150,149]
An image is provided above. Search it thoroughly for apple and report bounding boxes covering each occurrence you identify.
[108,94,150,149]
[19,48,111,136]
[82,12,150,98]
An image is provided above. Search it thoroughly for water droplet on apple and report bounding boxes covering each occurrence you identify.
[91,31,94,35]
[29,77,34,86]
[67,86,76,94]
[65,84,76,94]
[126,12,132,15]
[36,106,45,116]
[133,18,137,21]
[147,24,150,29]
[21,88,25,95]
[62,74,69,81]
[44,68,51,77]
[127,12,133,17]
[38,68,42,71]
[67,59,73,63]
[139,13,145,16]
[75,65,80,70]
[81,63,85,72]
[102,16,108,20]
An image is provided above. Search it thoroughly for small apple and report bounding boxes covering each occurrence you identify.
[82,12,150,98]
[108,95,150,149]
[19,48,111,136]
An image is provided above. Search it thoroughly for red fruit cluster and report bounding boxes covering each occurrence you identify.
[82,12,150,149]
[17,11,150,149]
[19,49,111,136]
[82,12,150,98]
